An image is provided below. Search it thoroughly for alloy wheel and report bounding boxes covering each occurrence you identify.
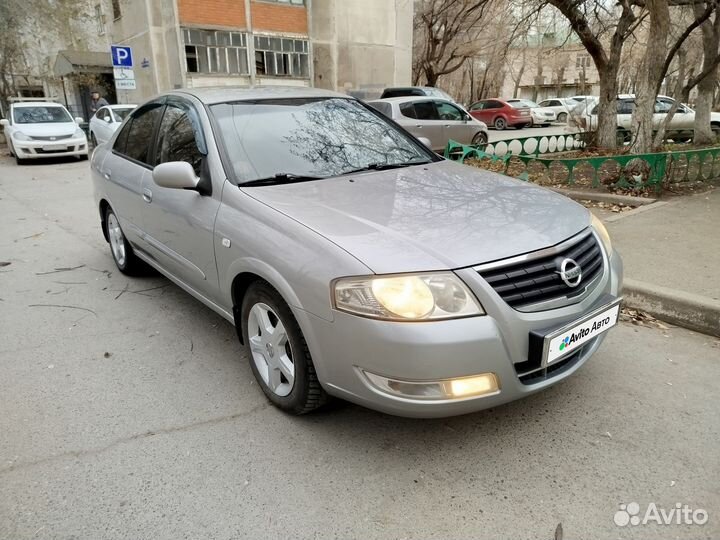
[247,302,295,397]
[107,213,126,267]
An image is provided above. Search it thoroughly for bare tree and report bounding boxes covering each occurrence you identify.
[412,0,493,87]
[546,0,645,149]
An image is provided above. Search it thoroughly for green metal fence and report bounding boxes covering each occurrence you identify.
[445,139,720,189]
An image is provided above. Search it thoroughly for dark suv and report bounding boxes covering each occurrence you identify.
[380,86,456,102]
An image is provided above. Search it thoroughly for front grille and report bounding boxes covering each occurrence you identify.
[477,230,603,309]
[29,134,73,141]
[35,146,71,154]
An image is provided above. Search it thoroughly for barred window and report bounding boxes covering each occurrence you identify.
[183,29,249,75]
[254,36,309,78]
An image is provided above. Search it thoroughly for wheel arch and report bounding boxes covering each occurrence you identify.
[99,199,110,242]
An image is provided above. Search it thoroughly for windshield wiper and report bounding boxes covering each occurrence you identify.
[341,160,431,176]
[241,173,327,187]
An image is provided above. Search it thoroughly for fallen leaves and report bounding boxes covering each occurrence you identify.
[579,199,635,212]
[620,307,673,330]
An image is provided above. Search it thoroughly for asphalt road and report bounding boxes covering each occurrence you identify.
[1,153,718,540]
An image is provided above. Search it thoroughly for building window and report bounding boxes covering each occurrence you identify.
[253,36,309,78]
[576,54,592,69]
[95,4,106,35]
[261,0,305,4]
[111,0,121,20]
[183,29,249,75]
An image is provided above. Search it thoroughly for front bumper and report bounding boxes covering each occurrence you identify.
[13,137,88,159]
[296,249,623,418]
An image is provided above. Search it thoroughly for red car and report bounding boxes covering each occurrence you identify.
[468,98,532,130]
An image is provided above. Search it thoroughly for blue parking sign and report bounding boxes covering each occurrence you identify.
[111,45,133,68]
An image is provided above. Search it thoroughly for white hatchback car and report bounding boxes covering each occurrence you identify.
[89,104,137,146]
[1,101,88,164]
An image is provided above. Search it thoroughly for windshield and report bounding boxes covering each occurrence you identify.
[211,97,433,183]
[509,100,537,109]
[112,108,134,122]
[13,106,73,124]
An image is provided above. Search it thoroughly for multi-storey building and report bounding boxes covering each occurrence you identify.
[105,0,413,103]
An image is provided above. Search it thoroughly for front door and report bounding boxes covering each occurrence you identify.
[435,100,475,145]
[140,97,221,300]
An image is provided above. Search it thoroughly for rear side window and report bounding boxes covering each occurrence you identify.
[121,103,165,165]
[155,102,204,176]
[414,101,439,120]
[399,102,417,119]
[486,101,502,109]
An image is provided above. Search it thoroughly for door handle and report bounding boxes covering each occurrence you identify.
[443,124,451,128]
[142,188,153,203]
[415,125,422,128]
[103,170,111,180]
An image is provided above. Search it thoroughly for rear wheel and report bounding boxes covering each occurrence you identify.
[494,117,507,130]
[241,281,327,415]
[472,131,488,148]
[104,206,145,275]
[557,112,568,123]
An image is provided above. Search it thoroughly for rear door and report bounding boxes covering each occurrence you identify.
[468,101,489,123]
[140,96,221,298]
[398,101,444,150]
[99,101,165,248]
[435,100,475,145]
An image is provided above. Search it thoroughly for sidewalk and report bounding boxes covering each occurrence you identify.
[594,188,720,336]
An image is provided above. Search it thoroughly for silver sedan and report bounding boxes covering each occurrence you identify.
[91,86,623,418]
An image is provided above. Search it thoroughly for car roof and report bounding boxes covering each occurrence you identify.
[106,104,137,109]
[12,101,67,108]
[369,96,455,104]
[173,86,348,105]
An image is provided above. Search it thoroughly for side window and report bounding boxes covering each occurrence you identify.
[123,103,165,164]
[399,102,417,119]
[486,101,501,110]
[655,99,672,113]
[436,101,463,120]
[113,119,132,154]
[155,102,204,176]
[414,101,439,120]
[617,100,635,115]
[469,102,484,111]
[96,108,106,120]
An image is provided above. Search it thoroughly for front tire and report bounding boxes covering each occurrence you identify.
[241,281,327,415]
[472,131,488,148]
[104,206,145,275]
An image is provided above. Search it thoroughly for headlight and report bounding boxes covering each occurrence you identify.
[73,128,86,139]
[333,272,485,321]
[591,214,612,254]
[12,131,30,141]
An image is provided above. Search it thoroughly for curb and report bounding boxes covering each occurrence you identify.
[551,188,657,206]
[622,278,720,338]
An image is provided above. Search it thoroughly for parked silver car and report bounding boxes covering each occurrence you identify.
[367,96,489,152]
[91,87,623,418]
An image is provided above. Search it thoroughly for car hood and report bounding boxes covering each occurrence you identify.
[242,161,590,274]
[12,122,78,137]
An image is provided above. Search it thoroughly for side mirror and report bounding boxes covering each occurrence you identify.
[417,136,433,149]
[104,116,112,123]
[463,113,472,122]
[75,117,84,125]
[0,119,8,127]
[153,161,199,190]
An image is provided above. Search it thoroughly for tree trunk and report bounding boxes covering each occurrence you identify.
[694,5,720,145]
[596,62,621,149]
[631,0,670,154]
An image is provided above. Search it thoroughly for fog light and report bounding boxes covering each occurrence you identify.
[363,371,500,400]
[448,373,499,398]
